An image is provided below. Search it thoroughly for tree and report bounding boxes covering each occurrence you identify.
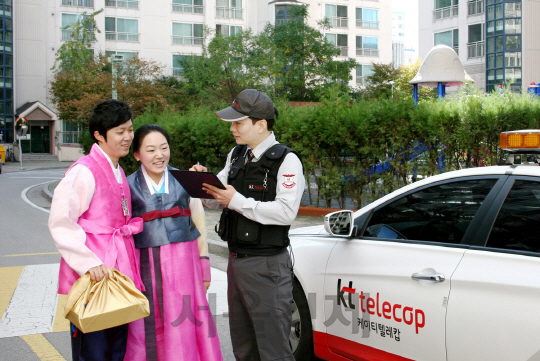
[53,9,102,73]
[362,63,401,100]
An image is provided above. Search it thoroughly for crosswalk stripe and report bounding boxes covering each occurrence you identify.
[20,334,66,361]
[52,294,69,333]
[0,266,24,319]
[0,264,59,337]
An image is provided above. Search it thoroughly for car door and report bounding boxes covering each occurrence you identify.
[446,176,540,360]
[323,177,503,361]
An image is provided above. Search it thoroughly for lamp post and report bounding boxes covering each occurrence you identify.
[109,54,124,100]
[389,80,395,99]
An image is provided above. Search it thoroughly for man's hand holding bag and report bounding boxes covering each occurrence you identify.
[64,268,150,333]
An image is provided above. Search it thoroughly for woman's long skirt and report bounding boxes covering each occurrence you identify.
[125,239,223,361]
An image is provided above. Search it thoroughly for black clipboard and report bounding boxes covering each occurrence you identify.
[169,170,225,199]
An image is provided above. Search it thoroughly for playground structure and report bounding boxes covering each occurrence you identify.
[409,45,474,105]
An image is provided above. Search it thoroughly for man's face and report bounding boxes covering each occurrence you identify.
[96,119,134,162]
[229,118,265,147]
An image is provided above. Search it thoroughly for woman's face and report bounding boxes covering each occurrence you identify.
[134,131,170,181]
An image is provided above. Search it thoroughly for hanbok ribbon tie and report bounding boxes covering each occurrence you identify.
[78,217,145,291]
[141,206,191,222]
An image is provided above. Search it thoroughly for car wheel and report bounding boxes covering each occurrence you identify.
[291,277,314,361]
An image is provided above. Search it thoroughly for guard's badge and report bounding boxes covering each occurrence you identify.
[282,174,297,189]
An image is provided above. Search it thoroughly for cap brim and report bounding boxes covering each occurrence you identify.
[215,107,249,122]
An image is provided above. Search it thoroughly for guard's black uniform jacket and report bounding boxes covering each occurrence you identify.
[218,144,301,256]
[128,167,200,249]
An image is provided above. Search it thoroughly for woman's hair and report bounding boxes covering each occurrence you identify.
[132,124,171,153]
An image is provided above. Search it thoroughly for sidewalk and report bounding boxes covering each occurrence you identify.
[1,159,71,173]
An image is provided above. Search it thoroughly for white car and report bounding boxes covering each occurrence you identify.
[289,130,540,361]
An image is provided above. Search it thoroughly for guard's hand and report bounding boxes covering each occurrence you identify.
[203,183,236,207]
[189,164,208,172]
[203,281,210,293]
[87,264,108,282]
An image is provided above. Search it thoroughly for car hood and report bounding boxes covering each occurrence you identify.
[289,225,327,236]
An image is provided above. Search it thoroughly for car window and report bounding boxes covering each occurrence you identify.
[486,180,540,253]
[363,179,497,244]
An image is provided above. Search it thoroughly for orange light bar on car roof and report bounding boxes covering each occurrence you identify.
[500,130,540,150]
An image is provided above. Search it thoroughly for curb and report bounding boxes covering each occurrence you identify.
[42,181,58,202]
[208,238,229,258]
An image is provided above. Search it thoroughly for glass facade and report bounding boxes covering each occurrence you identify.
[485,0,522,92]
[0,0,12,144]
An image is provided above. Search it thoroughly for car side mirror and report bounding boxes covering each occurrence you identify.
[324,210,354,237]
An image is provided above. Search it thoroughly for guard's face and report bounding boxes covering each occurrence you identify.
[229,118,266,148]
[96,120,134,162]
[134,131,170,180]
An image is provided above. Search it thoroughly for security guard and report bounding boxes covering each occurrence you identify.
[191,89,305,361]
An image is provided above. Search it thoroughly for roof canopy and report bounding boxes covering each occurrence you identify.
[409,45,474,87]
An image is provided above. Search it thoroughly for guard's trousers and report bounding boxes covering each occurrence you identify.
[227,250,295,361]
[70,323,128,361]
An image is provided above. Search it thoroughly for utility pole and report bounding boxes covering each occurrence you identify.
[109,54,124,100]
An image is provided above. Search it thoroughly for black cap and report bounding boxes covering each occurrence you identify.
[216,89,276,122]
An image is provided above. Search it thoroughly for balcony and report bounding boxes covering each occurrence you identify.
[337,46,348,57]
[172,68,184,77]
[356,48,379,57]
[172,36,204,45]
[105,0,139,9]
[172,3,203,14]
[467,41,484,59]
[356,76,368,85]
[468,0,484,16]
[327,16,348,29]
[61,29,94,41]
[106,32,139,42]
[216,6,243,19]
[356,20,379,29]
[433,5,458,20]
[61,0,94,7]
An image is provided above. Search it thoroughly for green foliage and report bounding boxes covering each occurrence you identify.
[53,9,103,73]
[107,90,540,208]
[362,63,401,100]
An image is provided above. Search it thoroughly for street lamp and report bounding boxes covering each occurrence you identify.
[109,54,124,100]
[389,81,395,99]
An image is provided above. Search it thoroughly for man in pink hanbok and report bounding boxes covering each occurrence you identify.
[49,99,143,361]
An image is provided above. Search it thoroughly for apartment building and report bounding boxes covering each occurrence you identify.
[419,0,540,94]
[10,0,391,157]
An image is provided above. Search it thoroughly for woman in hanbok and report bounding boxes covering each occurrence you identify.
[125,124,222,361]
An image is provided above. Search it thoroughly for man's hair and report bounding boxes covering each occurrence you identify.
[250,107,278,131]
[89,99,133,143]
[132,124,171,153]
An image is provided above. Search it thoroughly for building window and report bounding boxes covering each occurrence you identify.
[434,29,459,54]
[356,36,379,57]
[105,50,137,61]
[172,23,203,45]
[172,0,203,14]
[356,64,374,85]
[326,33,348,57]
[172,54,187,77]
[105,0,139,9]
[62,121,84,144]
[216,25,242,36]
[0,1,13,143]
[326,4,348,28]
[275,5,301,25]
[105,17,139,42]
[61,13,92,41]
[356,8,379,29]
[467,0,484,16]
[216,0,242,19]
[486,0,521,92]
[61,0,94,7]
[433,0,459,20]
[467,23,484,58]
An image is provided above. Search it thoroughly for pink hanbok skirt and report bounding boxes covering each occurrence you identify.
[125,239,223,361]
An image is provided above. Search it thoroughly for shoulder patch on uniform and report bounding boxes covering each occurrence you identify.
[281,174,297,189]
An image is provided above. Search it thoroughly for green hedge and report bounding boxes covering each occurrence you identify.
[80,90,540,209]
